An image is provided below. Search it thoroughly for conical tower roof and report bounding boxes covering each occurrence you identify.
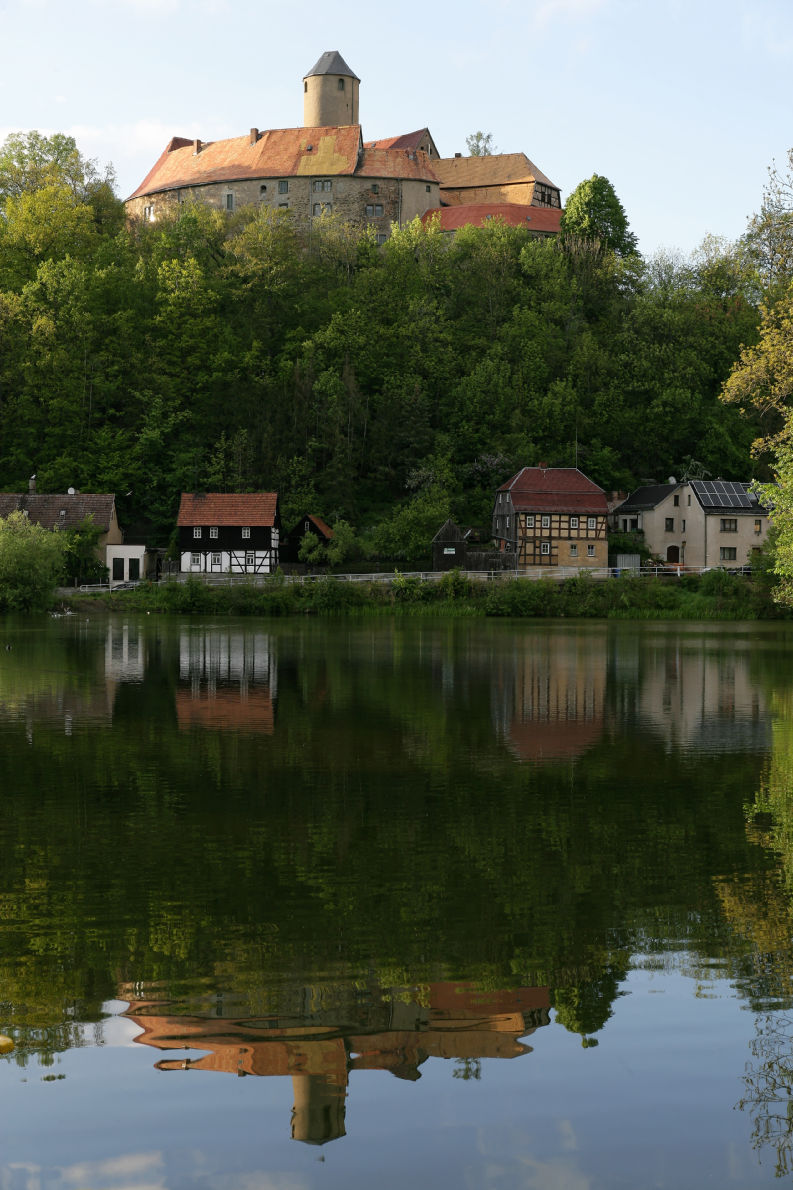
[304,50,360,81]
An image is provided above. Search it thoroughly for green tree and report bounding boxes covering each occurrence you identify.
[0,510,66,609]
[561,174,638,257]
[465,131,497,157]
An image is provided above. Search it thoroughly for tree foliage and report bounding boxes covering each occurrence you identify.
[0,510,66,609]
[561,173,638,257]
[465,131,496,157]
[0,133,770,556]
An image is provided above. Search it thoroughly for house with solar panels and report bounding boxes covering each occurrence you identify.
[613,480,771,568]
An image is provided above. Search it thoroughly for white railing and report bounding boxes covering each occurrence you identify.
[148,564,735,588]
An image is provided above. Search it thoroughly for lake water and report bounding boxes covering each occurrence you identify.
[2,614,793,1188]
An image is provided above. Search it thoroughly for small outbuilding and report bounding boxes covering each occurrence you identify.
[432,520,467,570]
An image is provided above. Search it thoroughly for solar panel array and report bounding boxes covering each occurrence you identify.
[690,480,757,510]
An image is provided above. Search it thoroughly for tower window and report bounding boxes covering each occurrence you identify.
[304,81,307,92]
[338,78,345,90]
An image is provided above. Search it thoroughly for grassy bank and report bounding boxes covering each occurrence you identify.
[66,567,788,621]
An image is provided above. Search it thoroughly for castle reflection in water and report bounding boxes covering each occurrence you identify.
[121,981,551,1145]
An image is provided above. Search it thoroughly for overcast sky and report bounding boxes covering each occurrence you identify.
[1,0,791,257]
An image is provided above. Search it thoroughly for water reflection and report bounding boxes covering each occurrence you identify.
[122,981,550,1146]
[176,626,276,733]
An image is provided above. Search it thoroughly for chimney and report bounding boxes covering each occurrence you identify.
[250,128,259,145]
[29,475,36,495]
[193,138,202,155]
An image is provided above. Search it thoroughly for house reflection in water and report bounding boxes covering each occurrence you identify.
[176,627,277,734]
[122,982,549,1145]
[492,630,607,762]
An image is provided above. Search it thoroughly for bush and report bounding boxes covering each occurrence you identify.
[0,511,66,611]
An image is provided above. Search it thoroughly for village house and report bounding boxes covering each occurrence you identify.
[177,492,280,575]
[613,479,771,568]
[0,481,145,586]
[492,467,609,568]
[126,51,563,241]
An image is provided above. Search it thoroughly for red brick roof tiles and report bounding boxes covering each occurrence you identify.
[365,130,429,151]
[355,147,439,181]
[178,493,278,527]
[498,468,608,515]
[422,203,561,233]
[128,126,364,200]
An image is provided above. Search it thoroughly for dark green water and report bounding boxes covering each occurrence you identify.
[1,614,793,1187]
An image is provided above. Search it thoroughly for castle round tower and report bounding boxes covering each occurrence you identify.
[303,51,360,127]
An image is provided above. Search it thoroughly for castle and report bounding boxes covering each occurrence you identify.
[126,51,563,238]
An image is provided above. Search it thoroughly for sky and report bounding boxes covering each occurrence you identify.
[0,0,791,258]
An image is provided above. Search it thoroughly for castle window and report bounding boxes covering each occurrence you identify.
[143,204,154,221]
[278,180,289,194]
[366,204,373,216]
[260,184,267,194]
[372,184,379,194]
[338,77,345,90]
[426,185,431,192]
[377,234,387,245]
[225,192,234,211]
[313,203,321,215]
[313,179,333,193]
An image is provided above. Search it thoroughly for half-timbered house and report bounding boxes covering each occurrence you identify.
[177,493,280,575]
[492,467,609,568]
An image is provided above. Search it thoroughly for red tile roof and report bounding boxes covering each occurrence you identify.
[365,130,429,151]
[356,147,438,181]
[178,493,278,527]
[498,468,608,514]
[422,203,561,233]
[307,515,334,539]
[128,126,364,200]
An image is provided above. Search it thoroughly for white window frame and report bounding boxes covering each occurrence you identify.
[570,516,579,529]
[190,552,200,566]
[587,544,595,557]
[210,526,218,539]
[570,543,578,557]
[193,526,202,539]
[242,527,251,539]
[541,515,550,529]
[540,542,550,556]
[525,515,535,528]
[587,517,596,530]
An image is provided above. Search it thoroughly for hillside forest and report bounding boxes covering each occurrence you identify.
[0,132,791,561]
